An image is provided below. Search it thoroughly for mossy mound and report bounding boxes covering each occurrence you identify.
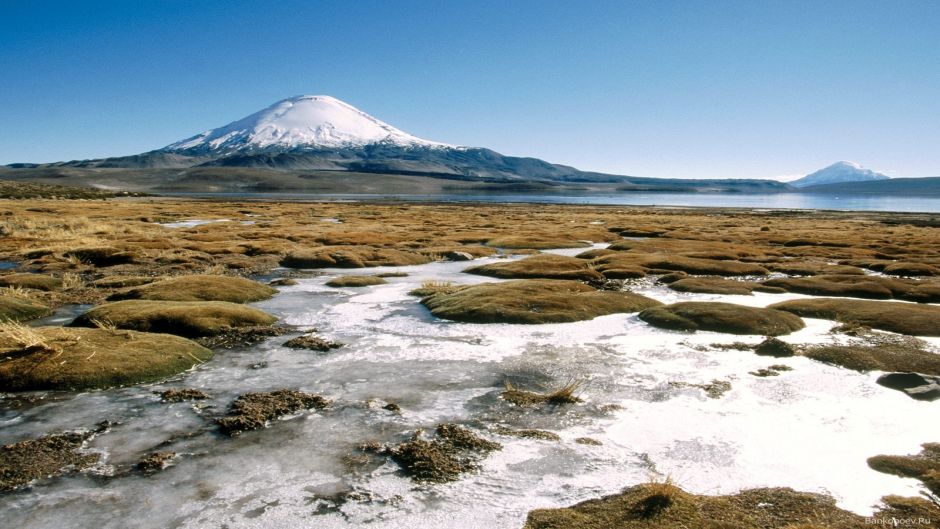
[502,381,582,406]
[761,274,940,302]
[522,482,883,529]
[464,254,604,281]
[668,277,767,296]
[0,294,50,322]
[592,253,768,277]
[71,300,277,337]
[485,235,592,250]
[63,246,135,267]
[281,246,431,268]
[801,343,940,375]
[388,424,501,483]
[108,275,276,303]
[766,262,865,276]
[421,279,662,324]
[868,443,940,496]
[0,327,212,391]
[0,432,98,492]
[92,276,158,288]
[0,273,61,291]
[216,390,330,436]
[639,302,805,335]
[324,275,388,287]
[770,298,940,336]
[883,262,940,277]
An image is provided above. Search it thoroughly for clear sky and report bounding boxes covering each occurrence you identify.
[1,0,938,179]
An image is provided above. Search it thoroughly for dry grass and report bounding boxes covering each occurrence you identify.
[421,279,661,324]
[502,380,583,406]
[0,319,57,353]
[61,272,84,290]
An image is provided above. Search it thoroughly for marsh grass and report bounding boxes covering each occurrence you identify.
[502,380,583,406]
[0,319,58,353]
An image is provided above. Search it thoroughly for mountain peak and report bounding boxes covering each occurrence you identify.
[790,161,889,188]
[163,95,452,153]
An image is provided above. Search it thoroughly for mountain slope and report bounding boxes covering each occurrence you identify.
[790,161,889,188]
[2,94,792,192]
[163,95,451,153]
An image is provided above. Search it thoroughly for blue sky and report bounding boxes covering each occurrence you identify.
[1,0,938,179]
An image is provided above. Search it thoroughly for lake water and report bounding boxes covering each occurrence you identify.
[171,192,940,213]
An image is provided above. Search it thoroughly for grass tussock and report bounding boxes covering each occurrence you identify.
[422,279,661,324]
[522,481,887,529]
[465,254,604,281]
[107,274,276,303]
[71,300,277,337]
[868,443,940,498]
[0,294,50,322]
[388,424,502,483]
[502,380,583,406]
[324,275,388,287]
[639,302,805,336]
[216,389,330,436]
[770,298,940,336]
[0,326,212,391]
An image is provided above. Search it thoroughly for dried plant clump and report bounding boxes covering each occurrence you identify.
[216,390,330,436]
[502,380,583,406]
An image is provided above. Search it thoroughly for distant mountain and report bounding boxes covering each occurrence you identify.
[797,176,940,197]
[790,161,889,188]
[2,95,798,193]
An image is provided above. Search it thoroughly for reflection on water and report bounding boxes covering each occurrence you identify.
[167,192,940,213]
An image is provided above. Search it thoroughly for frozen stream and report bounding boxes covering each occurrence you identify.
[1,250,938,529]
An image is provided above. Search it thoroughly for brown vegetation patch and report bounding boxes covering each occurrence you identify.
[668,277,764,296]
[639,302,805,336]
[868,443,940,496]
[283,333,344,352]
[71,300,277,337]
[0,431,99,492]
[0,273,61,291]
[0,326,212,391]
[281,246,431,268]
[593,253,769,277]
[216,390,330,436]
[137,451,176,474]
[421,279,661,324]
[522,482,874,529]
[485,235,593,250]
[801,342,940,375]
[770,298,940,336]
[465,254,604,281]
[761,274,940,302]
[92,275,157,288]
[107,274,277,303]
[325,275,388,287]
[494,427,561,441]
[388,424,501,483]
[502,381,583,406]
[0,293,50,322]
[158,388,210,402]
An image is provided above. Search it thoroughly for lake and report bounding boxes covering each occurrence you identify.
[172,191,940,213]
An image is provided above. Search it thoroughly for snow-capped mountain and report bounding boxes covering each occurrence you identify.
[163,95,452,154]
[790,161,889,188]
